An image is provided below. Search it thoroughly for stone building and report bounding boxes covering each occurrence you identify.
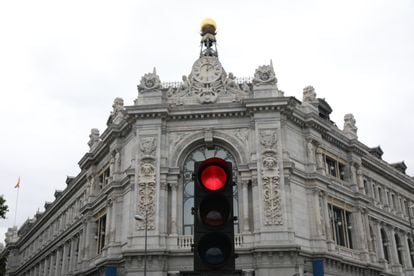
[2,21,414,276]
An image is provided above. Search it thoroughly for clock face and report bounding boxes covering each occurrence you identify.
[192,57,223,83]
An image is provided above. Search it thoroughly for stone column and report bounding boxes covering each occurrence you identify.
[251,178,260,232]
[170,182,178,235]
[60,242,68,276]
[241,180,250,232]
[110,200,117,244]
[401,232,411,269]
[159,178,168,236]
[374,221,385,260]
[69,238,76,272]
[388,227,400,267]
[353,207,369,260]
[50,252,56,276]
[55,248,62,276]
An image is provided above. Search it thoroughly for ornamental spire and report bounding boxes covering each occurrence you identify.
[200,18,218,57]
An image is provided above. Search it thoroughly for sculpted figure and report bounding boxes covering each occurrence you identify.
[302,86,317,103]
[112,97,124,114]
[88,128,100,148]
[343,113,358,136]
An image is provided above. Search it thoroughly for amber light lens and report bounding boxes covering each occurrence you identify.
[200,165,227,191]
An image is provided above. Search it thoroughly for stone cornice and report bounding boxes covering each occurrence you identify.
[11,218,83,274]
[14,171,87,247]
[361,158,414,192]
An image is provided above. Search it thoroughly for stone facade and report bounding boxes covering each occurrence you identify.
[2,33,414,276]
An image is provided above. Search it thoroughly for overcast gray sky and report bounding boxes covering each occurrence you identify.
[1,0,413,243]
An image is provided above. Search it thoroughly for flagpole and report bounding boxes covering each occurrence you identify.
[14,177,20,226]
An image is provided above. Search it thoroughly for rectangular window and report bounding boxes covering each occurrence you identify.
[378,187,383,204]
[328,204,353,249]
[98,167,111,189]
[363,179,369,195]
[95,215,106,254]
[324,155,346,180]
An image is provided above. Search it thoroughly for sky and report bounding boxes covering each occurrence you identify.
[0,0,413,244]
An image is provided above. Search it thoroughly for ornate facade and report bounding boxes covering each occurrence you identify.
[2,24,414,276]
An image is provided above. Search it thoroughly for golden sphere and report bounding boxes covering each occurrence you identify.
[200,18,217,33]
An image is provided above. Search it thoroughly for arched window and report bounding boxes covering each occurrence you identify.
[395,234,404,266]
[182,145,239,235]
[381,228,389,262]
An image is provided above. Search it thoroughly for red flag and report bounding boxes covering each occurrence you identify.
[14,177,20,188]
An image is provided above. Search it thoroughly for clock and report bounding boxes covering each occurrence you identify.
[192,57,223,83]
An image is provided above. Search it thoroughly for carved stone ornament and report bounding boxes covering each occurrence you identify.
[343,113,358,138]
[302,86,317,103]
[253,60,277,86]
[165,56,251,105]
[259,129,282,225]
[137,162,156,230]
[137,68,161,93]
[112,97,125,114]
[139,137,157,156]
[260,129,277,150]
[88,128,100,148]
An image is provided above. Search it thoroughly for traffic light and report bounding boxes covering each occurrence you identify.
[193,157,235,272]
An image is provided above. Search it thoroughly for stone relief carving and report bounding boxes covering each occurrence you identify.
[168,132,185,147]
[137,136,158,230]
[306,139,316,164]
[137,68,161,93]
[260,129,277,150]
[259,129,283,225]
[110,149,121,174]
[253,61,277,86]
[137,162,156,230]
[318,191,325,236]
[343,113,358,138]
[139,137,157,156]
[234,129,249,146]
[88,128,100,149]
[164,60,250,105]
[302,86,317,103]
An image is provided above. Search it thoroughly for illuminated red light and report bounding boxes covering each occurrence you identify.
[201,165,227,191]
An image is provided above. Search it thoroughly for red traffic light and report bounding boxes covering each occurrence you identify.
[199,158,230,191]
[201,165,227,191]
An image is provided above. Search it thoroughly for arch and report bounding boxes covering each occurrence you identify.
[181,145,239,235]
[169,130,249,169]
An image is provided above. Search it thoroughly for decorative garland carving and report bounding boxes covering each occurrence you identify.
[137,136,158,230]
[259,129,282,225]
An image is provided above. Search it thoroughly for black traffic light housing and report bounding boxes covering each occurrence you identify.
[193,157,235,272]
